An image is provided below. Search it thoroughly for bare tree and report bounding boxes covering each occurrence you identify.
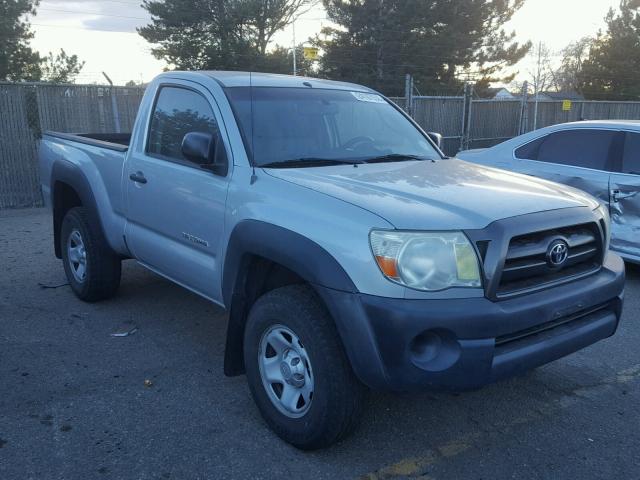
[552,37,592,92]
[519,42,556,130]
[529,43,555,95]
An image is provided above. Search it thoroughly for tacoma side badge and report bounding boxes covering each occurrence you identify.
[182,232,209,247]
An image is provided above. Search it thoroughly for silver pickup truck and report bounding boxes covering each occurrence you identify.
[39,71,625,450]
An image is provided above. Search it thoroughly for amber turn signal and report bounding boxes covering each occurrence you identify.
[374,255,399,279]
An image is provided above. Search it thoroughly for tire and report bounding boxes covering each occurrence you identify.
[60,207,121,302]
[243,284,365,450]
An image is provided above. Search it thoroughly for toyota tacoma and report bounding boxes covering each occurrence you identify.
[39,71,625,449]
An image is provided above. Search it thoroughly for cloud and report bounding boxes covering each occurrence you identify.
[82,17,146,33]
[36,0,151,33]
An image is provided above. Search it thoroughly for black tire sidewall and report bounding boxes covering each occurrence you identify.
[60,208,92,298]
[59,207,121,302]
[244,286,359,449]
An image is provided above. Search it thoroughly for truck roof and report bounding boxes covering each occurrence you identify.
[158,70,375,93]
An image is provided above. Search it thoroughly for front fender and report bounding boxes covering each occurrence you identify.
[221,220,360,376]
[222,220,357,306]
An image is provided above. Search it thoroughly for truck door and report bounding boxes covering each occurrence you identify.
[124,82,231,302]
[609,131,640,259]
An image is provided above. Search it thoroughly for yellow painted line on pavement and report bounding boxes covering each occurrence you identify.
[359,364,640,479]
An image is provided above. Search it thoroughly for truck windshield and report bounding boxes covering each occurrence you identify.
[224,87,441,167]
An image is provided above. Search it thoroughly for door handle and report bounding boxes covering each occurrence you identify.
[129,172,147,184]
[611,189,636,203]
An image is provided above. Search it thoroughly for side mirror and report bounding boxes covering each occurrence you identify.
[181,131,228,176]
[427,132,443,150]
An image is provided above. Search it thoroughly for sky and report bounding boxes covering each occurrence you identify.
[30,0,622,86]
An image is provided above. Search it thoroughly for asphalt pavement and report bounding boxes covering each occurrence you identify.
[1,208,639,479]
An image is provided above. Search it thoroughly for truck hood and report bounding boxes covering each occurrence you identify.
[264,159,598,230]
[456,148,488,157]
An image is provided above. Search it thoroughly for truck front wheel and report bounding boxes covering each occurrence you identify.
[60,207,121,302]
[243,285,365,450]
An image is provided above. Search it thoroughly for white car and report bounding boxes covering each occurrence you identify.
[458,120,640,263]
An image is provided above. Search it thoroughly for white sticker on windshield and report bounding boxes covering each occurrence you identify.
[351,92,386,103]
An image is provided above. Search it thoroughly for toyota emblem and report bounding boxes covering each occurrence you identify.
[546,240,569,268]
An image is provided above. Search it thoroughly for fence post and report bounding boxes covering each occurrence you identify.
[110,88,121,133]
[519,81,529,134]
[460,82,473,151]
[404,73,413,116]
[102,73,122,133]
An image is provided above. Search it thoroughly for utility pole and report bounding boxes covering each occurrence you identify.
[533,41,542,131]
[292,20,297,76]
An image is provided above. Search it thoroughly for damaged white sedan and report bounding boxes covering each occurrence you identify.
[458,120,640,263]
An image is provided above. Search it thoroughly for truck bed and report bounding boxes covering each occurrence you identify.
[39,131,130,242]
[43,131,131,152]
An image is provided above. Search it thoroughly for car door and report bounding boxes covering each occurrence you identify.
[510,128,618,207]
[609,131,640,259]
[125,82,231,302]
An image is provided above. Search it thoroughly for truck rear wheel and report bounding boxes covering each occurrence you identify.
[243,285,365,450]
[60,207,121,302]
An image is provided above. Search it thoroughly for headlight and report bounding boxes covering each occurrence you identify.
[370,230,482,291]
[595,203,611,252]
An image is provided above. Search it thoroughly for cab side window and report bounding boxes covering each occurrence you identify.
[147,86,218,162]
[515,129,616,171]
[622,132,640,174]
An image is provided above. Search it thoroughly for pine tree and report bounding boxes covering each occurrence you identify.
[579,0,640,100]
[316,0,531,96]
[0,0,41,81]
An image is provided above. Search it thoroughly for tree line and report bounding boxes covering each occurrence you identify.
[509,0,640,101]
[138,0,530,96]
[1,0,639,99]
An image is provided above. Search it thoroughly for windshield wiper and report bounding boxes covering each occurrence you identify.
[360,154,433,163]
[260,157,366,168]
[260,154,435,168]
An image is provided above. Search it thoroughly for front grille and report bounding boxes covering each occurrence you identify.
[496,223,602,298]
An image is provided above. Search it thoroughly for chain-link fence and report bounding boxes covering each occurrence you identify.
[1,85,41,208]
[4,82,640,208]
[467,99,523,150]
[391,96,640,156]
[0,83,145,208]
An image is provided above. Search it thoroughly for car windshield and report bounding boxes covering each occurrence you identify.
[224,86,441,167]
